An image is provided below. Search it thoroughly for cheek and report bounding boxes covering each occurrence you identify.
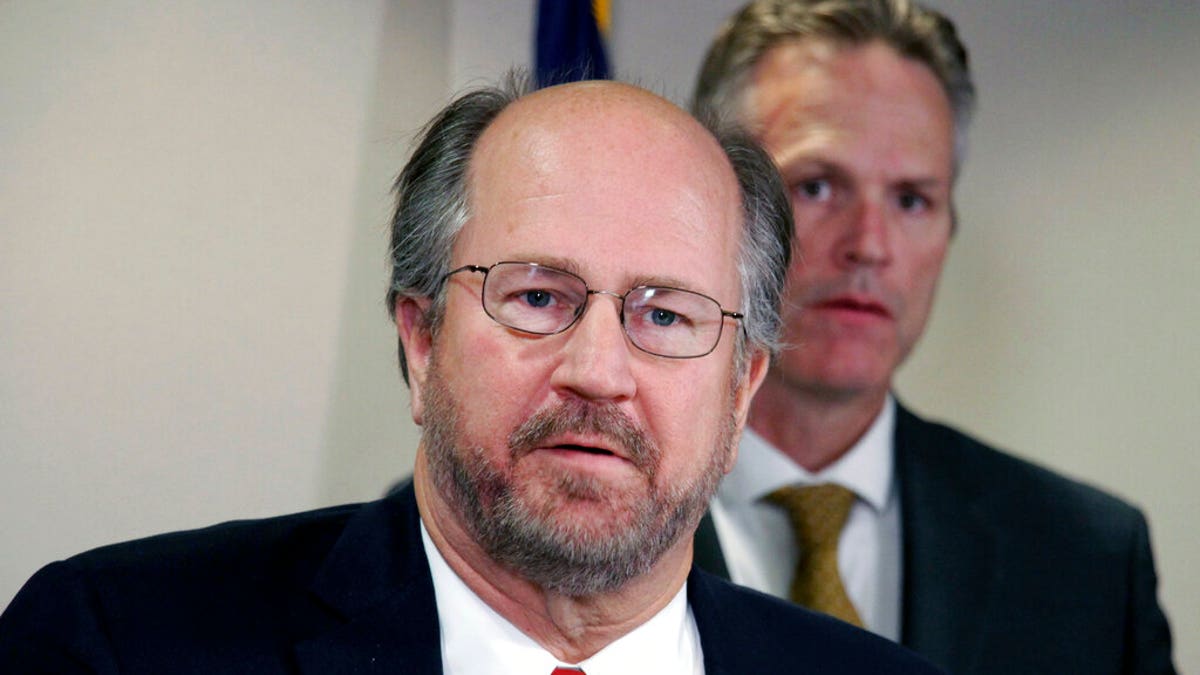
[790,208,826,252]
[435,321,546,443]
[643,367,734,472]
[780,259,820,336]
[914,241,948,296]
[788,219,841,284]
[898,244,949,334]
[778,303,808,347]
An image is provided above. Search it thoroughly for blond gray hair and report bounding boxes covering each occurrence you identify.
[693,0,975,164]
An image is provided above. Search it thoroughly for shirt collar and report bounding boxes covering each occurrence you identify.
[721,396,896,513]
[421,521,702,675]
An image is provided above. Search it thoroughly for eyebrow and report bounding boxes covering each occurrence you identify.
[508,254,583,277]
[629,273,702,292]
[507,254,705,294]
[779,158,947,190]
[776,157,841,180]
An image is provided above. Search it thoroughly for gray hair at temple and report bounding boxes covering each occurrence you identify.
[385,72,793,385]
[693,0,976,167]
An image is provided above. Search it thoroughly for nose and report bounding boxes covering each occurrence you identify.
[548,293,637,402]
[836,198,892,268]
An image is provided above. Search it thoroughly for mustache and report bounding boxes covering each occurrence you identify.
[508,399,658,474]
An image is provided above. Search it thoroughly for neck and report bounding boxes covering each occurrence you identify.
[747,372,889,472]
[413,454,692,664]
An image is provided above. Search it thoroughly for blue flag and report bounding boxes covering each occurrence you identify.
[535,0,611,88]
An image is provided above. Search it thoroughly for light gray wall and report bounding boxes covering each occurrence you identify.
[315,0,447,507]
[1,0,439,607]
[2,1,1195,669]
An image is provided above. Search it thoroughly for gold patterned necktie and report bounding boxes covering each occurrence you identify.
[766,483,864,627]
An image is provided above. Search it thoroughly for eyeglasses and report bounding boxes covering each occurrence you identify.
[443,261,744,359]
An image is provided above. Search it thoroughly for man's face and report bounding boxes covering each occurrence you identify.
[403,85,766,594]
[746,40,955,401]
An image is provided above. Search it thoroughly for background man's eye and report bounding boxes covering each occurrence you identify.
[797,179,831,201]
[898,192,928,212]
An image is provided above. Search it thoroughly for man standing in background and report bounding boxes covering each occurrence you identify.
[691,1,1176,673]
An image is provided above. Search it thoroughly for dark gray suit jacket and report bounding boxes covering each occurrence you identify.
[694,403,1177,674]
[0,482,946,673]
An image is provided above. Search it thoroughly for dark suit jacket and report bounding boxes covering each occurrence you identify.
[694,403,1177,674]
[0,483,946,673]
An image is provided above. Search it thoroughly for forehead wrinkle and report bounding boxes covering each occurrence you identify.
[501,192,568,237]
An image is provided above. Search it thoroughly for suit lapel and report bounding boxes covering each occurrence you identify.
[294,483,443,674]
[692,512,731,580]
[896,403,999,674]
[688,568,750,675]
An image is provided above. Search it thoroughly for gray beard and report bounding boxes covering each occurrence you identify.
[420,353,737,597]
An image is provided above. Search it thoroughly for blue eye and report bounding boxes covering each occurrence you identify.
[522,290,553,308]
[651,308,678,326]
[795,178,832,202]
[898,191,929,213]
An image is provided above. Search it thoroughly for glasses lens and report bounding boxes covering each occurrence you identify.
[623,287,723,358]
[482,263,587,334]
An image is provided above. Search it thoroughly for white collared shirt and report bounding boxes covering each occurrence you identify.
[709,397,902,641]
[421,523,705,675]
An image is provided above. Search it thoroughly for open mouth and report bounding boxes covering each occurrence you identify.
[535,441,636,471]
[555,444,616,456]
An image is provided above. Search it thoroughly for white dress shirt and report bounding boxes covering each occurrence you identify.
[421,523,704,675]
[709,397,902,640]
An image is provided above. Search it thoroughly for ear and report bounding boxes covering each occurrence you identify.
[395,296,434,425]
[726,348,770,472]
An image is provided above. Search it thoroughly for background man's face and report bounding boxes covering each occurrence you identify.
[747,40,955,401]
[412,86,764,593]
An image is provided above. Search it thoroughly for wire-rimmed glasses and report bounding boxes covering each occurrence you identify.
[443,261,743,359]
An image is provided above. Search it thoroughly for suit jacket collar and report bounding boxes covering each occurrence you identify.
[692,512,729,580]
[895,402,1000,674]
[690,566,793,675]
[294,481,443,674]
[291,484,743,674]
[688,568,737,675]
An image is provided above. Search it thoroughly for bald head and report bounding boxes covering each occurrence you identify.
[468,82,740,255]
[477,81,730,173]
[488,80,719,155]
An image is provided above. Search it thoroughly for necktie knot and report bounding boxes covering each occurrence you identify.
[766,483,863,627]
[767,483,857,547]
